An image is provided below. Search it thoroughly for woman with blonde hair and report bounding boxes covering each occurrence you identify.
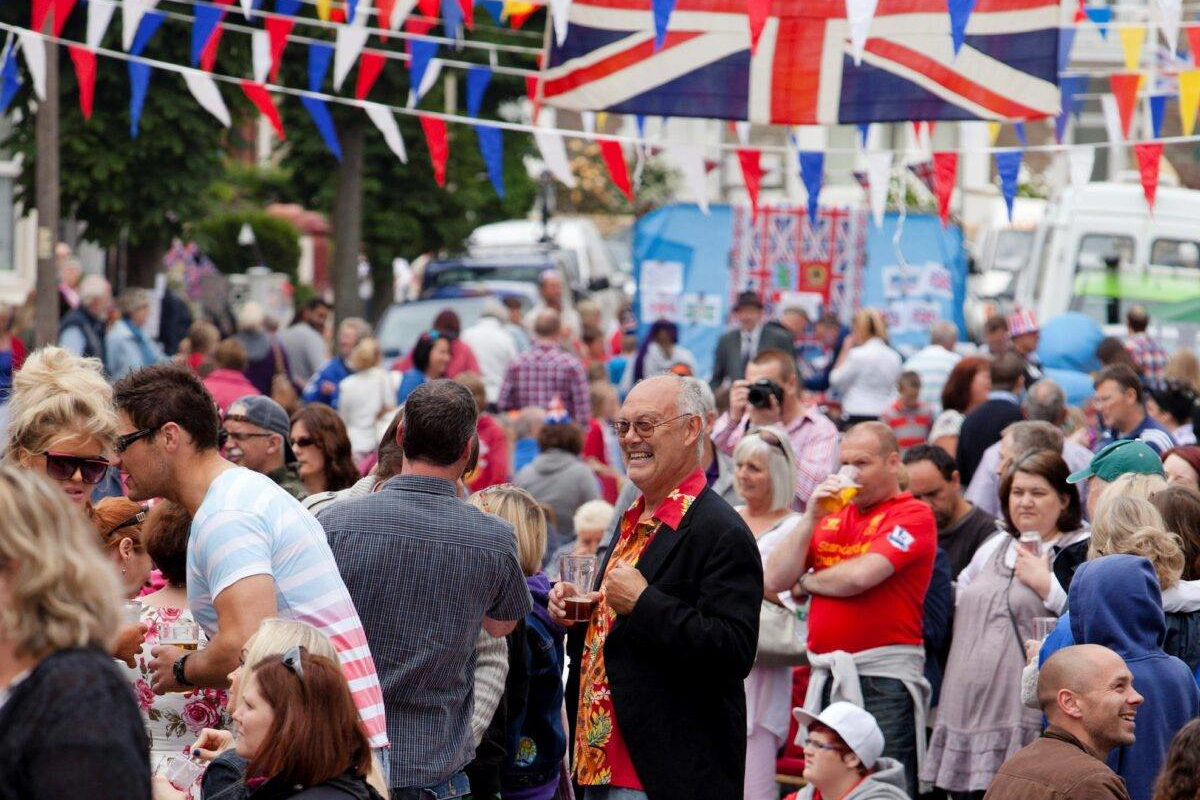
[0,465,151,799]
[337,337,396,463]
[829,308,902,427]
[5,346,117,509]
[468,485,568,800]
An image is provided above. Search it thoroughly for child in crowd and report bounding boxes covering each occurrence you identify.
[880,371,933,454]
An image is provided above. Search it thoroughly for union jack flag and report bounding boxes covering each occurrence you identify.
[542,0,1064,124]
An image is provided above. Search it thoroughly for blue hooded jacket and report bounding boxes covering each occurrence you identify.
[1067,555,1200,800]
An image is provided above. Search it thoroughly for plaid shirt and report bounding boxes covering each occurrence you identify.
[1126,333,1168,386]
[498,342,592,421]
[319,476,531,790]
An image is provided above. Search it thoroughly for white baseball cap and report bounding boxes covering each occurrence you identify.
[792,702,885,769]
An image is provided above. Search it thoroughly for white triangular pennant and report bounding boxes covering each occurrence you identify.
[365,104,408,162]
[183,70,230,127]
[532,124,577,188]
[1068,145,1095,191]
[86,0,117,50]
[251,29,269,84]
[239,0,254,20]
[121,0,156,51]
[1100,93,1125,143]
[865,151,892,228]
[333,24,370,91]
[16,33,45,101]
[388,0,417,28]
[1156,0,1182,54]
[407,58,442,107]
[845,0,878,65]
[581,111,596,135]
[548,0,571,44]
[735,121,751,145]
[666,143,709,213]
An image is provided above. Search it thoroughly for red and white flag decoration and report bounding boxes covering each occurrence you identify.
[1067,145,1094,191]
[1100,94,1124,143]
[547,0,571,44]
[1109,72,1142,138]
[932,151,957,225]
[419,115,448,186]
[333,22,371,91]
[240,80,285,138]
[736,148,762,218]
[265,17,293,83]
[251,28,270,84]
[1135,142,1163,211]
[1156,0,1182,54]
[382,0,416,29]
[366,104,408,161]
[17,31,46,100]
[121,0,159,51]
[532,115,576,188]
[846,0,878,65]
[183,70,231,126]
[598,139,633,202]
[67,44,96,119]
[355,51,386,99]
[86,0,115,48]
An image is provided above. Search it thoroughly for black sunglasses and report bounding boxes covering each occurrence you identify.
[281,644,306,681]
[291,436,317,449]
[106,510,147,537]
[114,425,163,453]
[43,452,111,484]
[754,428,792,461]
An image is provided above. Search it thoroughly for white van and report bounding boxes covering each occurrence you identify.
[1009,182,1200,349]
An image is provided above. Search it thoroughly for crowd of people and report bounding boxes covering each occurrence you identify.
[6,260,1200,800]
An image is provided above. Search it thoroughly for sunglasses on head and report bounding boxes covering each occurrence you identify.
[281,644,306,681]
[754,429,792,461]
[106,510,146,537]
[43,451,111,484]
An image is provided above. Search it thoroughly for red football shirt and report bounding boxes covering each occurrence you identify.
[805,492,936,654]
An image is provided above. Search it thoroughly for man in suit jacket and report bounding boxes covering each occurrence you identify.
[710,290,795,390]
[550,374,762,800]
[956,352,1027,485]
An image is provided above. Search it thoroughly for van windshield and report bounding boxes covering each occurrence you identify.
[1070,235,1200,325]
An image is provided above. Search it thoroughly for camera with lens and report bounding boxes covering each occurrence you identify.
[747,378,784,409]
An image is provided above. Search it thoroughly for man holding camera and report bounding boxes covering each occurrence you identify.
[713,348,839,510]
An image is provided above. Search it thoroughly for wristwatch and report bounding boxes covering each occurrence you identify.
[173,653,195,687]
[798,571,812,596]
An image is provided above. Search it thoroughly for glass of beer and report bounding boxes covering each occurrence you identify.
[559,554,599,623]
[817,466,860,514]
[1019,530,1043,556]
[121,600,143,627]
[159,620,201,651]
[157,753,204,791]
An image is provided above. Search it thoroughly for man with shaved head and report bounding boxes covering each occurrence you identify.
[766,421,936,796]
[984,644,1139,799]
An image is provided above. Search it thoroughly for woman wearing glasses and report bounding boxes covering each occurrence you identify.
[732,425,804,800]
[289,405,360,497]
[4,346,117,509]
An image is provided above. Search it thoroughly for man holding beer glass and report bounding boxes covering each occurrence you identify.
[548,375,762,800]
[765,421,936,798]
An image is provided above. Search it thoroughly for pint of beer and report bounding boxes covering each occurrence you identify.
[817,466,861,514]
[560,554,599,623]
[159,620,201,651]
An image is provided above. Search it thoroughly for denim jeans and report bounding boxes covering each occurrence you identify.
[390,770,472,800]
[582,787,651,800]
[823,676,917,798]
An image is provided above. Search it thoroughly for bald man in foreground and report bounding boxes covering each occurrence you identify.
[983,644,1141,800]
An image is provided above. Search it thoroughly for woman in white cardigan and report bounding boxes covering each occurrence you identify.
[829,308,902,427]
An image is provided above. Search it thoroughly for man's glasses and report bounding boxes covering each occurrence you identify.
[611,413,694,438]
[106,510,146,537]
[114,426,162,453]
[291,436,318,449]
[224,430,274,443]
[802,737,846,753]
[43,452,110,484]
[281,645,306,681]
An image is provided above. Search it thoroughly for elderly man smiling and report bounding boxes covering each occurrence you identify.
[549,375,762,800]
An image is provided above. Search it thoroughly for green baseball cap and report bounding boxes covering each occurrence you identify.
[1067,439,1165,485]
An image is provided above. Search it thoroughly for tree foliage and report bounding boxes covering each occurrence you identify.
[191,209,301,279]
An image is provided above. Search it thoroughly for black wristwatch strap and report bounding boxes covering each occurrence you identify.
[173,653,195,687]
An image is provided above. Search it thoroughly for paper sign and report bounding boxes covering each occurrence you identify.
[682,293,723,326]
[641,260,684,295]
[640,292,683,323]
[776,290,824,319]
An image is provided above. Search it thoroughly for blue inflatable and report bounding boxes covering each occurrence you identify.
[1038,312,1104,373]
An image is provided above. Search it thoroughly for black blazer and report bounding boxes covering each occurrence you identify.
[566,486,763,800]
[709,323,796,389]
[956,397,1024,486]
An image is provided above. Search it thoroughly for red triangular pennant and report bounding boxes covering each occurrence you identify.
[330,7,346,22]
[406,16,434,39]
[747,0,770,54]
[525,75,541,122]
[200,23,225,72]
[458,0,474,29]
[68,45,95,120]
[240,80,286,139]
[1110,72,1142,138]
[1074,0,1085,22]
[1189,26,1200,67]
[737,149,763,220]
[355,51,386,100]
[1135,142,1163,212]
[598,140,633,202]
[420,115,448,187]
[508,6,534,27]
[932,151,957,226]
[31,0,52,32]
[52,0,77,36]
[417,0,438,16]
[265,16,294,84]
[376,0,395,32]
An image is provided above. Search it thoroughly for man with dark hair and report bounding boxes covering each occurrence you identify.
[110,364,389,753]
[1124,305,1167,388]
[903,444,998,575]
[1093,364,1175,454]
[982,315,1010,358]
[713,347,839,510]
[956,352,1027,486]
[278,297,331,386]
[321,378,531,799]
[710,290,796,389]
[498,309,591,421]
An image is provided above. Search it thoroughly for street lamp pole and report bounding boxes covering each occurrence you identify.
[33,29,60,346]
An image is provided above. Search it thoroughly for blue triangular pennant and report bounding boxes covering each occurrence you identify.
[347,0,360,23]
[995,149,1022,222]
[948,0,977,54]
[1055,75,1088,142]
[190,5,224,66]
[479,0,503,23]
[799,151,824,227]
[130,10,166,57]
[466,66,492,117]
[409,40,438,100]
[652,0,676,49]
[1014,121,1027,147]
[307,41,334,92]
[1150,94,1167,138]
[301,96,342,160]
[276,0,302,15]
[0,53,21,115]
[441,0,462,34]
[1084,6,1111,39]
[128,61,152,138]
[857,123,870,148]
[1057,26,1076,74]
[474,124,505,199]
[635,114,646,138]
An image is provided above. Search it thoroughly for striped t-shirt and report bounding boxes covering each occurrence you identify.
[187,467,389,748]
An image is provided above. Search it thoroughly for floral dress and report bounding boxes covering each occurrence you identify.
[117,603,233,772]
